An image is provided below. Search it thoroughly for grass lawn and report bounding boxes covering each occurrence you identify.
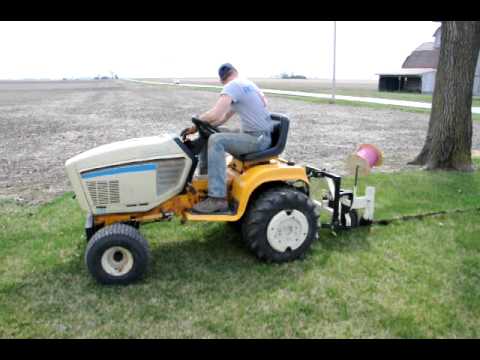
[338,90,480,108]
[243,79,480,108]
[1,160,480,338]
[144,78,480,108]
[275,95,480,123]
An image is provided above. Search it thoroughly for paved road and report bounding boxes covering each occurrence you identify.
[126,78,480,114]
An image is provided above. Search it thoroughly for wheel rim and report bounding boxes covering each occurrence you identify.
[267,209,309,252]
[101,246,134,277]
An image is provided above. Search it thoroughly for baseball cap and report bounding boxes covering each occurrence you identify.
[218,63,236,81]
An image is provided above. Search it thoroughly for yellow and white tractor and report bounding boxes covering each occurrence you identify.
[65,114,376,285]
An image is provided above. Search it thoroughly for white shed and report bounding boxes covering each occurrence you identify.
[420,70,437,93]
[376,68,437,93]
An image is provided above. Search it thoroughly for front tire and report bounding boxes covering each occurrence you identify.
[242,186,318,263]
[85,223,150,285]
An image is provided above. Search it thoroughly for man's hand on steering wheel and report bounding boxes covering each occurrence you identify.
[191,116,220,138]
[180,125,198,140]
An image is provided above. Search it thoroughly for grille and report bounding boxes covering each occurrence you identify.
[86,180,120,206]
[84,158,187,207]
[156,158,187,195]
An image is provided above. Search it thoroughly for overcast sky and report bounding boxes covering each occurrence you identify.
[0,21,440,80]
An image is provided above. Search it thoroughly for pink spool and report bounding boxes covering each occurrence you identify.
[346,144,383,176]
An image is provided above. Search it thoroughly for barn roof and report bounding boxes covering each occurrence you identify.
[402,42,440,69]
[415,42,435,51]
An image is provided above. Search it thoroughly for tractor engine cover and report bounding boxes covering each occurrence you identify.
[65,135,192,215]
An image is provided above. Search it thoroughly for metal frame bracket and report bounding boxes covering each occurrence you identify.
[306,165,375,230]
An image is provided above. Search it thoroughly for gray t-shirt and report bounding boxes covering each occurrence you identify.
[221,77,272,133]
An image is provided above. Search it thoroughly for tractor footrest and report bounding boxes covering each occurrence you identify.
[188,200,238,216]
[185,201,239,221]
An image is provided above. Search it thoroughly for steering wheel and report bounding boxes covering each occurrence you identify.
[191,117,220,138]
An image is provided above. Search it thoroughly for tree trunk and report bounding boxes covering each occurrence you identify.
[409,21,480,171]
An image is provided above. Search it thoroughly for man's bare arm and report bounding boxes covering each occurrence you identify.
[211,110,235,127]
[199,95,232,125]
[183,96,232,136]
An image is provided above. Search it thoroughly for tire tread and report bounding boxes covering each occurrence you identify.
[242,186,318,263]
[85,223,150,285]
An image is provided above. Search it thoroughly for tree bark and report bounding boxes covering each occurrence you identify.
[409,21,480,171]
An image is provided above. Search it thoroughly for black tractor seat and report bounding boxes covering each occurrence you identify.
[238,113,289,162]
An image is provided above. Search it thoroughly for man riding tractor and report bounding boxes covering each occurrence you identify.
[182,63,273,214]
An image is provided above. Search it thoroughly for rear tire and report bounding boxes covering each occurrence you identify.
[242,186,318,263]
[85,223,150,285]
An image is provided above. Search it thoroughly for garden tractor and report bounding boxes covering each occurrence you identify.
[65,114,376,285]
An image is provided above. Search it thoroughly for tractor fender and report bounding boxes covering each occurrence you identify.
[230,163,309,220]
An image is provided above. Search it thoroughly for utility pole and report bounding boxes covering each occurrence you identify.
[331,21,337,104]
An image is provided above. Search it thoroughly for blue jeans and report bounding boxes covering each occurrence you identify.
[199,130,271,198]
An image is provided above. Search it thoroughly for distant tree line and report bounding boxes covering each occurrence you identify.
[280,72,307,79]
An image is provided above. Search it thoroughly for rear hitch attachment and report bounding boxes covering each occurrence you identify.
[306,165,375,231]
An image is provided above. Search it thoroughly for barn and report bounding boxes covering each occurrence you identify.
[377,26,480,95]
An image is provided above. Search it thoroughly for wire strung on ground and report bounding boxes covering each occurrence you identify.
[373,207,480,226]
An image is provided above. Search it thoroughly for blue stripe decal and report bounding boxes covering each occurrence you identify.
[81,163,157,179]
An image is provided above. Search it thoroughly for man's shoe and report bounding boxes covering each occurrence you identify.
[191,197,229,214]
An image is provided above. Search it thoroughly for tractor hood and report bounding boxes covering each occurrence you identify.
[65,134,186,171]
[65,134,193,214]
